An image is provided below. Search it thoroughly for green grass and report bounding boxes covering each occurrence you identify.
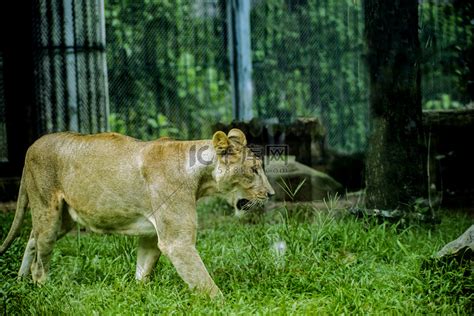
[1,199,472,315]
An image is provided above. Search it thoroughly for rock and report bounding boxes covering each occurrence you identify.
[435,225,474,258]
[265,156,343,201]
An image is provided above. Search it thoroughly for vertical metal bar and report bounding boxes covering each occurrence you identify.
[73,0,81,132]
[83,0,92,132]
[34,0,47,133]
[94,0,101,133]
[227,0,253,121]
[59,0,69,130]
[76,0,88,132]
[47,0,58,131]
[64,0,79,131]
[55,0,66,131]
[85,0,97,133]
[98,0,109,132]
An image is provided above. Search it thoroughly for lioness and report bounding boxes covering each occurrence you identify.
[0,129,274,298]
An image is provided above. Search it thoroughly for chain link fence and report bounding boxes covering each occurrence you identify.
[105,0,231,141]
[250,0,368,152]
[32,0,109,135]
[420,0,473,109]
[104,0,472,153]
[0,0,470,162]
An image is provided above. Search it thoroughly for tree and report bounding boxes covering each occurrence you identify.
[363,0,427,209]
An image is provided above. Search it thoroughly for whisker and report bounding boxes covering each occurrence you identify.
[241,197,267,211]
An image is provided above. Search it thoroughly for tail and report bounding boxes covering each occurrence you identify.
[0,168,28,255]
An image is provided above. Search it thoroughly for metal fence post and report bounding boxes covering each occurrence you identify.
[31,0,109,134]
[98,0,110,132]
[227,0,253,121]
[64,0,78,131]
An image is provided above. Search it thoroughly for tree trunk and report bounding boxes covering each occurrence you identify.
[364,0,426,209]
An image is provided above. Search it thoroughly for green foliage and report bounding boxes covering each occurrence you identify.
[1,204,472,314]
[104,0,231,141]
[419,0,474,109]
[104,0,472,151]
[425,94,463,110]
[251,0,367,152]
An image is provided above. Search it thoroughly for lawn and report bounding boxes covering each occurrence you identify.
[1,198,472,315]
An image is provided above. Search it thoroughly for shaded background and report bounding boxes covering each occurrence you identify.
[0,0,472,170]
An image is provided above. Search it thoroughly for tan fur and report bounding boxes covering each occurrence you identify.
[0,129,274,298]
